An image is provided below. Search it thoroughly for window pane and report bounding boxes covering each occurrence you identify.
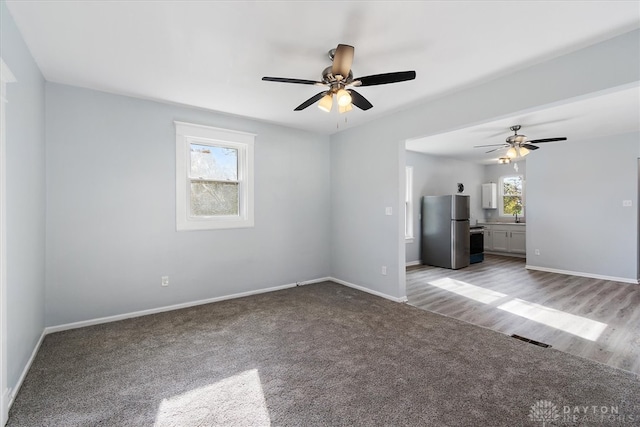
[503,176,522,196]
[503,196,523,215]
[190,144,238,181]
[190,181,239,216]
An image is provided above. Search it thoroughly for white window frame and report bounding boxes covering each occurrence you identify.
[175,121,255,231]
[405,166,414,242]
[499,174,525,218]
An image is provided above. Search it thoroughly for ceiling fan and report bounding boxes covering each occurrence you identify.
[474,125,567,159]
[261,44,416,113]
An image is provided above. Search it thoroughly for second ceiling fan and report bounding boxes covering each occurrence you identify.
[475,125,567,159]
[262,44,416,113]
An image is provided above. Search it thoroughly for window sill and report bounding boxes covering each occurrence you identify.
[177,217,254,231]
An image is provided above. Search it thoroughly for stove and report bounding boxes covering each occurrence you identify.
[470,226,484,264]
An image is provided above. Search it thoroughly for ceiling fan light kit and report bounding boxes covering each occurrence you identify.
[318,94,333,112]
[262,44,416,114]
[474,124,567,163]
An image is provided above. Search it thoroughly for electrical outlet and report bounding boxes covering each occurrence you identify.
[623,200,632,207]
[381,266,387,275]
[385,207,393,216]
[534,249,540,256]
[161,276,169,287]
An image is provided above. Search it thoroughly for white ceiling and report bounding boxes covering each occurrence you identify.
[6,1,640,159]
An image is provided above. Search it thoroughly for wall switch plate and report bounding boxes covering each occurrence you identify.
[161,276,169,287]
[381,266,387,275]
[385,207,393,216]
[534,249,540,255]
[623,200,632,207]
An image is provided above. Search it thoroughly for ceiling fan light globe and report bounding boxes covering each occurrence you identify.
[336,89,352,107]
[506,147,518,158]
[339,103,353,114]
[318,94,333,112]
[518,146,530,157]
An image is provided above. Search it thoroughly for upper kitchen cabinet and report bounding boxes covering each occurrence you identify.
[482,183,497,209]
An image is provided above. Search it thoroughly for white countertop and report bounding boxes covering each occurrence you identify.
[478,222,526,226]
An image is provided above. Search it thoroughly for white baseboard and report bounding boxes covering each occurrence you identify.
[405,260,421,267]
[329,277,408,303]
[45,276,408,335]
[8,330,45,409]
[485,251,526,259]
[46,277,331,334]
[525,265,639,285]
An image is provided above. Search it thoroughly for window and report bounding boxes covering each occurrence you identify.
[500,175,524,218]
[405,166,413,241]
[175,121,255,231]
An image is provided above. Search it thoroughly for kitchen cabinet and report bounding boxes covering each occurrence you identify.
[483,229,492,251]
[482,183,497,209]
[480,223,526,256]
[509,230,526,254]
[491,229,509,252]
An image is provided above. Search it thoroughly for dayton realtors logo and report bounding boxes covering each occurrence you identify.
[529,400,636,425]
[529,400,559,426]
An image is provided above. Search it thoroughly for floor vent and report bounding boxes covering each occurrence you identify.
[511,334,551,348]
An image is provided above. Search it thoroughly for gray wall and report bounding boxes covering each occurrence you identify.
[45,83,331,326]
[330,127,406,299]
[1,0,46,398]
[526,132,638,281]
[483,160,527,222]
[405,151,485,264]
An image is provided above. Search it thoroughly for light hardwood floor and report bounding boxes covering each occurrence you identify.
[406,254,640,374]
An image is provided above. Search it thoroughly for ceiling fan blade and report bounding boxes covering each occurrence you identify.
[522,144,540,150]
[349,89,373,110]
[332,44,354,80]
[262,77,323,85]
[354,71,416,86]
[474,143,507,148]
[527,137,567,143]
[294,92,327,111]
[485,147,503,154]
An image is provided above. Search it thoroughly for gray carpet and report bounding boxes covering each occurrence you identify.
[7,282,640,426]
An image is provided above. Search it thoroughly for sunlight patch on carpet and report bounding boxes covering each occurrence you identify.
[154,369,270,427]
[497,299,608,341]
[429,277,507,304]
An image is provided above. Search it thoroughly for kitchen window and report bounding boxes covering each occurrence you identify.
[500,174,524,218]
[175,121,255,231]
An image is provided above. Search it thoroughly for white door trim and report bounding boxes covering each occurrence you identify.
[1,58,16,427]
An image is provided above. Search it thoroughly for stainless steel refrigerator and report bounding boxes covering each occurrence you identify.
[421,195,470,269]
